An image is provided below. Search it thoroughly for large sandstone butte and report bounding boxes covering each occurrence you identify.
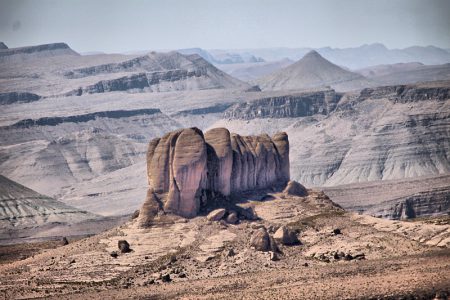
[139,128,289,224]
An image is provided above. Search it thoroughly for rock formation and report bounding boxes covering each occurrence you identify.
[223,90,342,120]
[283,180,308,197]
[0,42,79,60]
[0,92,41,105]
[139,128,289,221]
[273,226,299,245]
[63,51,250,95]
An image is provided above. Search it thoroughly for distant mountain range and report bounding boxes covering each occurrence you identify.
[178,47,265,64]
[216,58,294,81]
[176,44,450,70]
[355,62,450,85]
[0,43,251,97]
[223,43,450,69]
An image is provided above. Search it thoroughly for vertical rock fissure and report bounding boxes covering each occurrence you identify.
[139,127,290,223]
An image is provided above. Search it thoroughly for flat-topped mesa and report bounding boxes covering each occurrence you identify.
[139,128,289,223]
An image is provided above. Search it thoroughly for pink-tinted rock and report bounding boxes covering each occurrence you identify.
[283,180,308,197]
[139,128,291,223]
[164,128,207,218]
[137,188,161,227]
[204,128,233,196]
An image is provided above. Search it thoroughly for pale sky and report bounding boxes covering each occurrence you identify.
[0,0,449,53]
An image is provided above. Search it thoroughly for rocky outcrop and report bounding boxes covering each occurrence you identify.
[283,180,308,197]
[366,186,450,220]
[67,71,208,95]
[205,128,233,196]
[63,52,249,94]
[0,42,7,49]
[250,227,279,252]
[273,226,299,245]
[141,128,289,220]
[323,175,450,220]
[358,85,450,103]
[64,52,205,79]
[223,90,342,120]
[0,92,41,105]
[8,108,161,128]
[0,43,78,58]
[174,103,233,116]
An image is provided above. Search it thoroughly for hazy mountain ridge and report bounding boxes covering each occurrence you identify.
[178,47,265,64]
[0,44,250,97]
[226,43,450,69]
[216,58,294,81]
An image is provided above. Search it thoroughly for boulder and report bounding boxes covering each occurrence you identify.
[333,228,342,235]
[250,227,279,252]
[161,274,171,282]
[269,251,279,261]
[131,209,140,220]
[61,237,69,246]
[273,226,299,245]
[207,208,226,221]
[283,180,308,197]
[118,240,131,253]
[226,211,238,224]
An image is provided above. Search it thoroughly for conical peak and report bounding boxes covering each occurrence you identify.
[302,50,323,60]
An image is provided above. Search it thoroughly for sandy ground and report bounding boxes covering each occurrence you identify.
[0,190,449,299]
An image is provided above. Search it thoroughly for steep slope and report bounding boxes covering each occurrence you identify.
[323,175,450,219]
[0,46,249,97]
[0,109,182,197]
[63,51,250,95]
[224,89,342,119]
[0,42,7,49]
[256,51,371,92]
[212,82,450,187]
[0,175,114,242]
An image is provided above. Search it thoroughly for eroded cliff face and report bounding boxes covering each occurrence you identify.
[139,128,289,221]
[366,186,450,220]
[223,90,342,120]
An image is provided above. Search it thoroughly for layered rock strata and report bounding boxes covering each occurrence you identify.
[0,92,41,105]
[139,128,289,222]
[223,90,341,120]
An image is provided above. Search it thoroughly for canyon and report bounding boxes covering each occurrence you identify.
[0,39,449,299]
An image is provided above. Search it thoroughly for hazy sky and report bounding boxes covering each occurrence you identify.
[0,0,449,53]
